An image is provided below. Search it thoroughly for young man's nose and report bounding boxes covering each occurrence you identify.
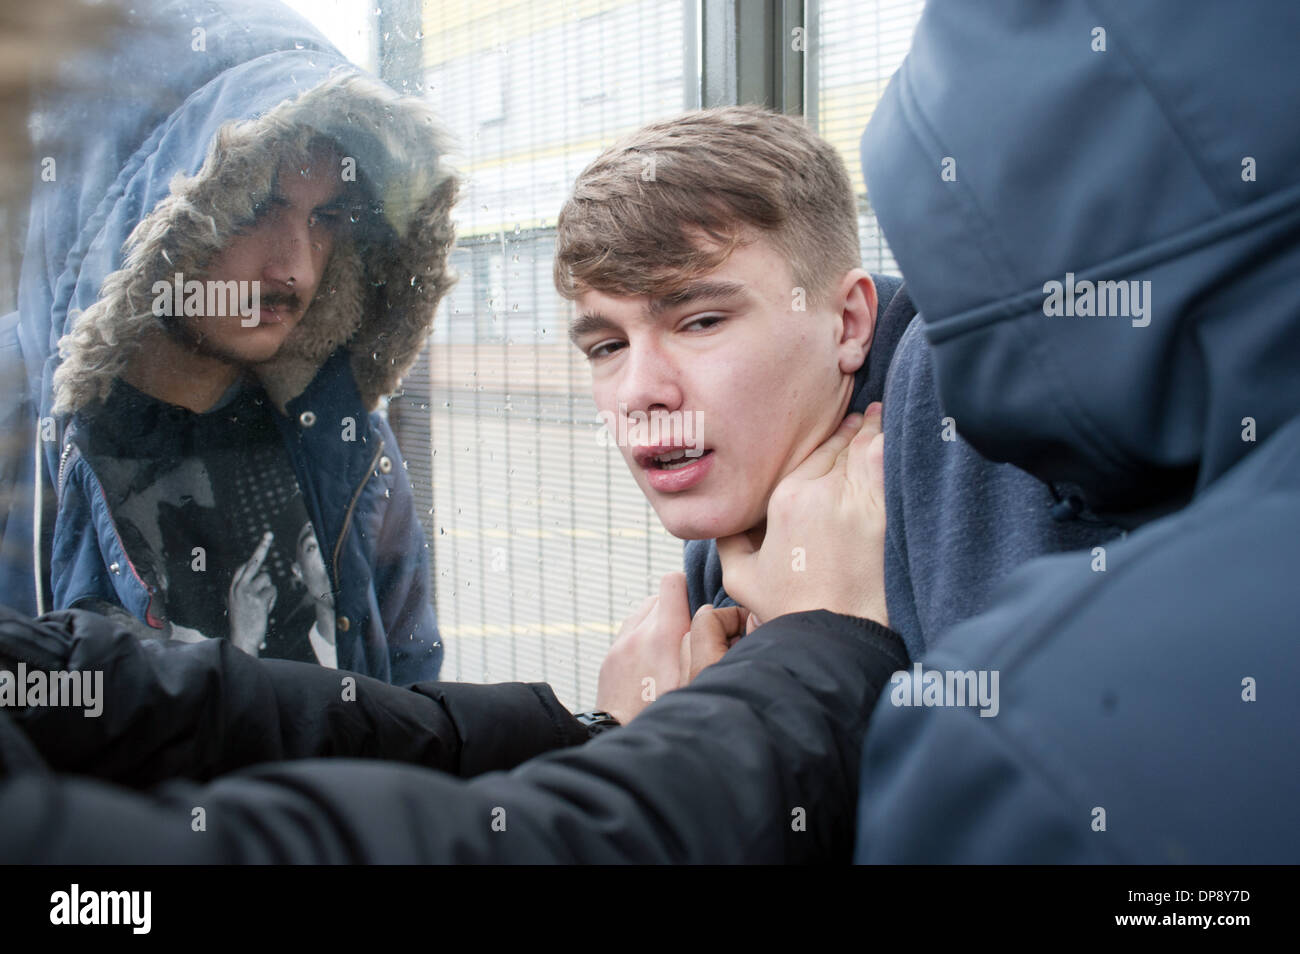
[616,342,684,416]
[261,216,318,292]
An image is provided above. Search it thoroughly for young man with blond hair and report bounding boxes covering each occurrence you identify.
[557,104,1115,724]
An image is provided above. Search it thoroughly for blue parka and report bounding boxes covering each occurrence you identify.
[855,0,1300,862]
[0,0,455,683]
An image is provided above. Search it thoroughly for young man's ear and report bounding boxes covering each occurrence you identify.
[834,269,878,375]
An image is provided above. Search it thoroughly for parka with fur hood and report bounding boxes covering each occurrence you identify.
[4,1,456,683]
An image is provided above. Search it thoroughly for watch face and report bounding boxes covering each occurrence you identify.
[576,710,620,734]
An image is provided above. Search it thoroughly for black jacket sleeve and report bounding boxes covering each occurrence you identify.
[0,604,588,786]
[0,608,907,863]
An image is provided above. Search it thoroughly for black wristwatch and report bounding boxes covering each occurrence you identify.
[573,709,622,737]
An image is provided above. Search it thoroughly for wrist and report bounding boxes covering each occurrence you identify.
[573,709,622,738]
[778,596,888,630]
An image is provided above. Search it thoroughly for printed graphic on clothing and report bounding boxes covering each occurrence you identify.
[82,379,334,664]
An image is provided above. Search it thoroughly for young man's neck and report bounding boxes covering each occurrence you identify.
[122,332,243,413]
[740,376,858,549]
[821,373,857,441]
[831,377,856,426]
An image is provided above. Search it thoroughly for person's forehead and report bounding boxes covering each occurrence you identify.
[273,148,344,205]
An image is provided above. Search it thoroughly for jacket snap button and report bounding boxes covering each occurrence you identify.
[337,615,351,631]
[299,411,317,427]
[378,455,392,474]
[109,562,120,574]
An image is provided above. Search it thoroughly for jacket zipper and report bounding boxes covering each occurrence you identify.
[57,439,76,498]
[332,438,386,584]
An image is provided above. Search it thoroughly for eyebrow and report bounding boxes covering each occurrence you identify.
[568,312,620,345]
[313,199,350,219]
[648,279,748,316]
[568,279,750,345]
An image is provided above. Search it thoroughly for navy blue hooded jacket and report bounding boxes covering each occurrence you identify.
[0,1,455,683]
[855,0,1300,862]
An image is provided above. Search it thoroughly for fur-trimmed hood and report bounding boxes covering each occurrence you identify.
[6,0,462,618]
[52,68,456,416]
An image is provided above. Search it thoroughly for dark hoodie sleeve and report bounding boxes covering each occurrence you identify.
[0,609,907,863]
[0,605,587,787]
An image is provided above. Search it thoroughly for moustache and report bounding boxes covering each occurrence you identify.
[261,291,303,312]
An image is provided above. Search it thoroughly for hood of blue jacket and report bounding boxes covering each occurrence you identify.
[21,0,456,441]
[861,0,1300,527]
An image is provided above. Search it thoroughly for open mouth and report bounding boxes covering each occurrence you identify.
[650,448,709,470]
[633,445,712,469]
[634,446,715,493]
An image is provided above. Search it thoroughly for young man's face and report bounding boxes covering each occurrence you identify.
[181,146,345,365]
[572,235,876,540]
